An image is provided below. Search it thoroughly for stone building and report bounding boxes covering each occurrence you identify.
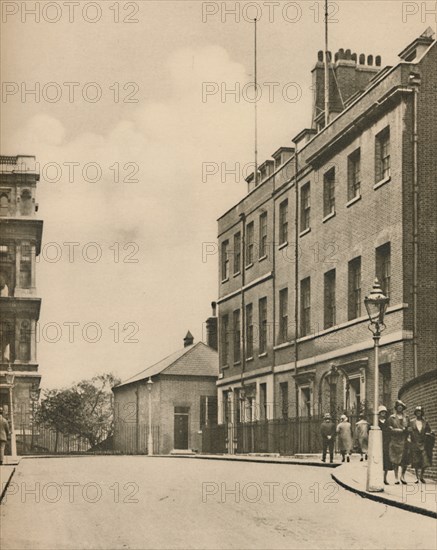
[0,155,43,448]
[216,29,437,437]
[113,326,218,455]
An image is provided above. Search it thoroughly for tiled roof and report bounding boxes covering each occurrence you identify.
[114,342,218,388]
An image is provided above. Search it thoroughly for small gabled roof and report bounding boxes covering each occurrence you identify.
[114,342,218,389]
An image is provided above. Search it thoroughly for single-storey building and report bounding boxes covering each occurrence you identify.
[113,328,218,454]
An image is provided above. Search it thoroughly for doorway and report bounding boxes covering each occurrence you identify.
[174,406,189,449]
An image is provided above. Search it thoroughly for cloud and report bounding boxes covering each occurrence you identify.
[4,44,261,388]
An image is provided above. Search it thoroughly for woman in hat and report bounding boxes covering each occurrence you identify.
[408,406,433,483]
[388,400,409,484]
[378,405,393,484]
[336,414,353,462]
[354,412,370,461]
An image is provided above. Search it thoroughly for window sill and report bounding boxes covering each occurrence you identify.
[245,263,254,270]
[221,365,229,370]
[374,176,391,190]
[233,361,241,366]
[299,228,311,238]
[258,352,268,358]
[246,356,254,362]
[259,255,268,262]
[322,211,336,224]
[278,241,288,251]
[274,341,294,350]
[346,194,361,208]
[221,277,229,284]
[233,271,241,278]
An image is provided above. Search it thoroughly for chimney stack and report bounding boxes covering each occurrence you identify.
[205,302,218,351]
[184,330,194,347]
[311,47,382,129]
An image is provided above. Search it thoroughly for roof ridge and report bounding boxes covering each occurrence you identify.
[117,344,196,386]
[160,341,204,374]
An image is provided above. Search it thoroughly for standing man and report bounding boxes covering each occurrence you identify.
[320,413,336,463]
[0,407,10,465]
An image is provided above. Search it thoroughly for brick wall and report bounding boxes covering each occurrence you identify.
[399,369,437,480]
[417,43,437,376]
[113,375,217,454]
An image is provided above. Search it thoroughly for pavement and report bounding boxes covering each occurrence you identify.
[0,465,16,503]
[331,459,437,518]
[1,455,436,550]
[189,453,437,518]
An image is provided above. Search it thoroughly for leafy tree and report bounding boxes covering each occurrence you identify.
[37,373,120,449]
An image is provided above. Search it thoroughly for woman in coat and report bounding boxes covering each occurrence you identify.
[387,400,409,484]
[378,405,393,484]
[408,406,432,483]
[355,412,370,461]
[336,414,353,462]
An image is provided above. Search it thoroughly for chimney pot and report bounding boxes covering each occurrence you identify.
[367,54,373,66]
[375,55,381,67]
[183,331,194,347]
[345,49,352,60]
[359,53,365,65]
[211,301,217,317]
[317,50,323,62]
[351,53,357,62]
[335,52,339,62]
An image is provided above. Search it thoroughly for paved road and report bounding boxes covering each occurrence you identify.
[1,456,435,549]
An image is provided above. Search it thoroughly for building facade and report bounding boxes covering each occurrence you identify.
[0,155,43,449]
[216,30,437,445]
[113,331,219,455]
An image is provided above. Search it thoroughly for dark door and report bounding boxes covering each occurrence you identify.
[174,407,189,449]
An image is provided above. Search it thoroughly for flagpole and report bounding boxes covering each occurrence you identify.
[254,18,258,187]
[324,0,330,126]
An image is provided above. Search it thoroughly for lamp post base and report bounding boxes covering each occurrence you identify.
[147,435,154,456]
[366,426,384,492]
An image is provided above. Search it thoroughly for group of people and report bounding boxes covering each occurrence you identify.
[320,400,434,484]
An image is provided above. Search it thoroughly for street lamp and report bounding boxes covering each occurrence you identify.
[326,364,340,420]
[5,365,17,460]
[147,377,153,456]
[364,278,389,492]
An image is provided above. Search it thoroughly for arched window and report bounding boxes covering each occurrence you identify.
[0,321,14,363]
[0,193,9,217]
[20,320,31,362]
[20,189,32,216]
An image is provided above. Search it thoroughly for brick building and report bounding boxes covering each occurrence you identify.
[216,29,437,452]
[113,329,218,454]
[0,155,43,451]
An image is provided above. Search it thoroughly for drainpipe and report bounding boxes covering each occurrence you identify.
[239,212,246,419]
[293,145,300,419]
[135,386,139,453]
[410,72,421,378]
[271,178,276,421]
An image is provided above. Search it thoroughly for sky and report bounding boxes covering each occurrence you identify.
[1,0,432,389]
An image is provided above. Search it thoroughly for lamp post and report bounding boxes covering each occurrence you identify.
[147,377,153,456]
[5,365,17,460]
[326,364,340,420]
[364,278,389,492]
[29,384,41,451]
